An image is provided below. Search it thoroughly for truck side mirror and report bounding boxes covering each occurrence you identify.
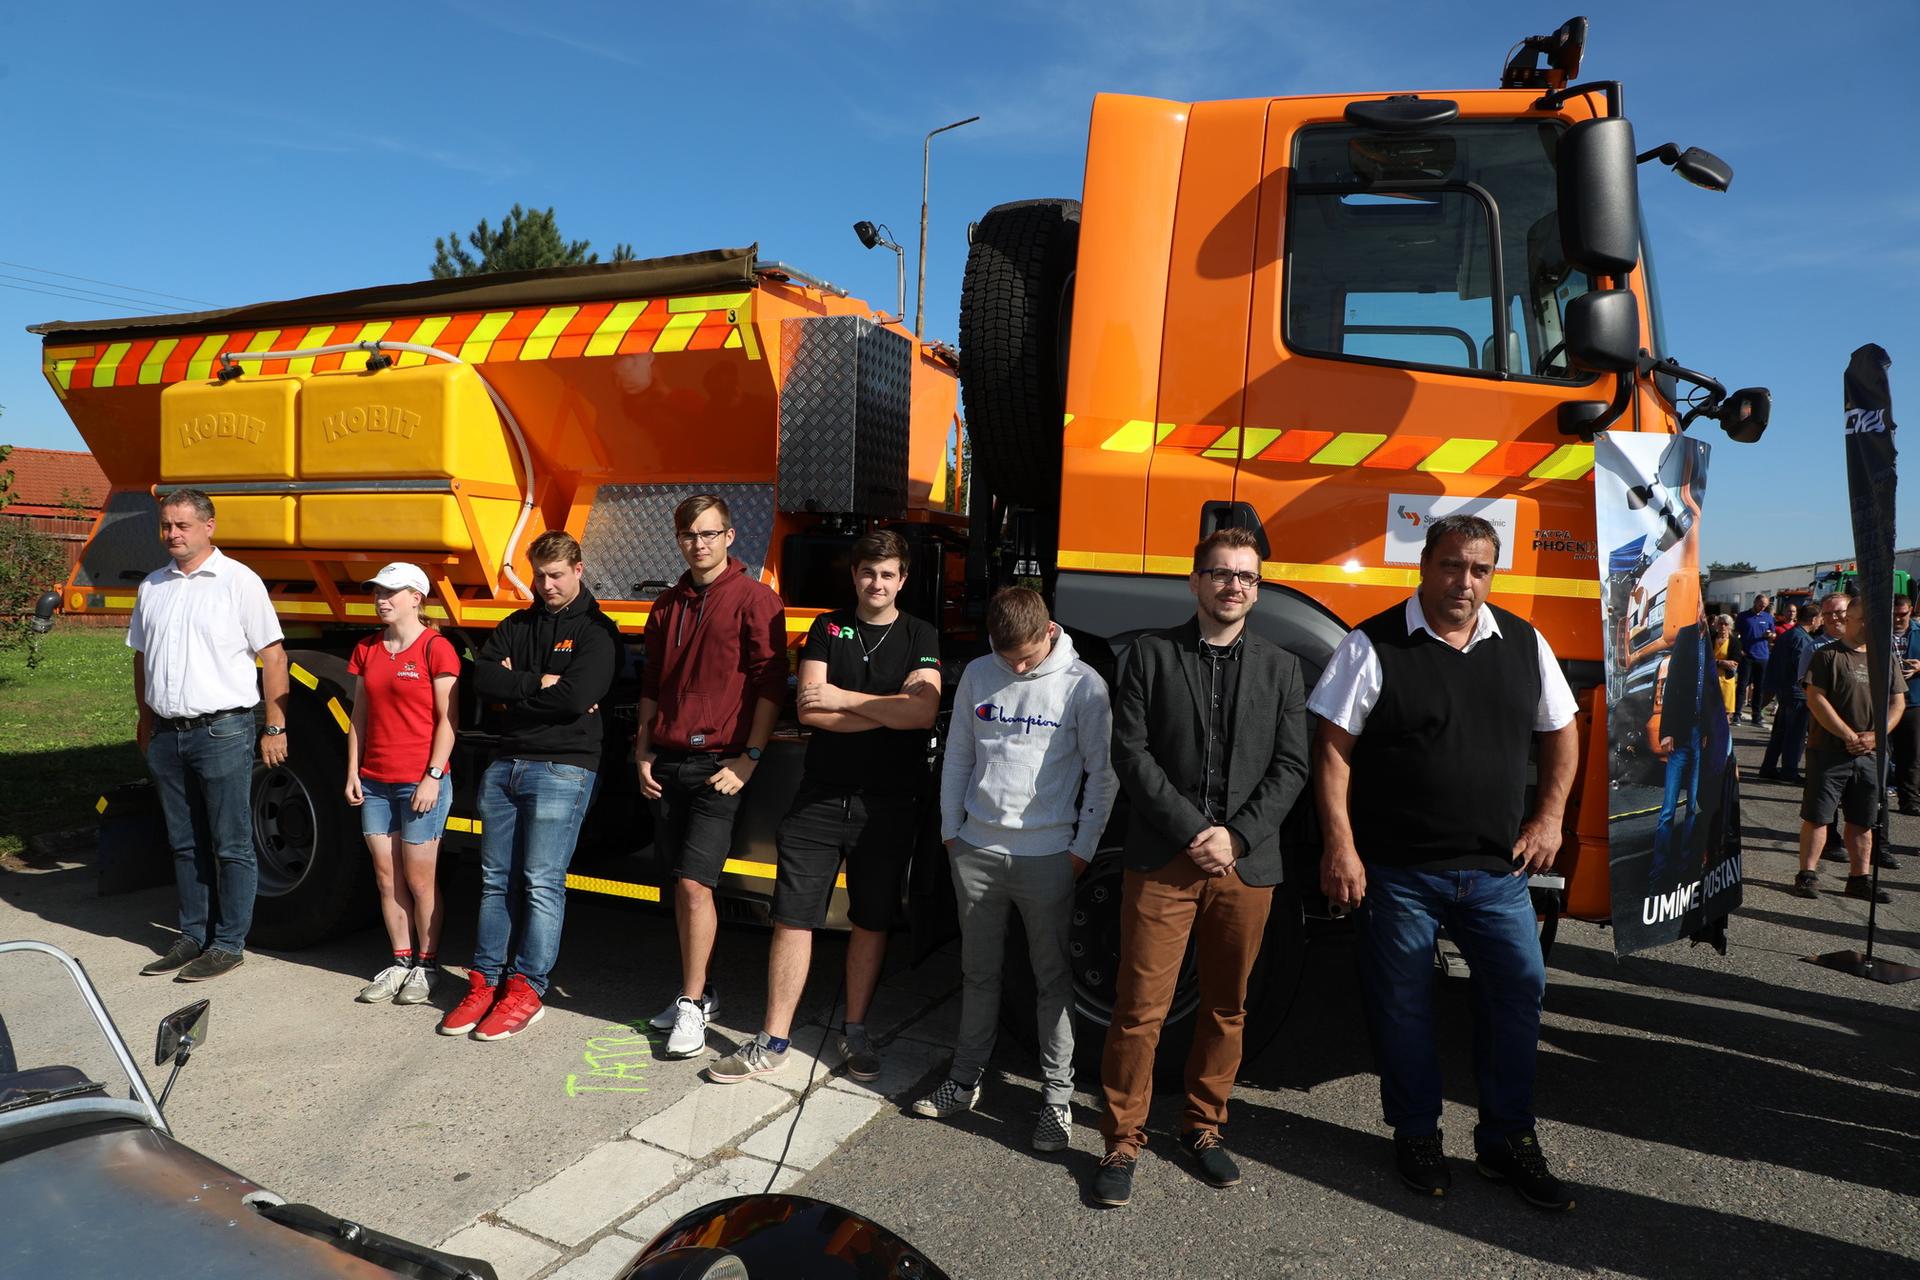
[1563,290,1640,374]
[1715,387,1770,443]
[1558,117,1641,277]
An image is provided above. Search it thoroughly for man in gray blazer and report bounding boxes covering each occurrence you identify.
[1091,527,1311,1208]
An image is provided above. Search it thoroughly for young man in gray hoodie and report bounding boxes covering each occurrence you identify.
[914,586,1118,1152]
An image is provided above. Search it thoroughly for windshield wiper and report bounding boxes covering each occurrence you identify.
[0,1081,109,1114]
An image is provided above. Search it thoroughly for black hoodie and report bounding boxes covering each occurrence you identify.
[472,586,623,768]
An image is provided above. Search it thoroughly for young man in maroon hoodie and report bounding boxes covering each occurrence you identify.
[637,494,788,1058]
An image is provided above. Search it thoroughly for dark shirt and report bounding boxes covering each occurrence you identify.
[1196,636,1243,823]
[800,609,942,795]
[1764,627,1816,702]
[1735,608,1774,663]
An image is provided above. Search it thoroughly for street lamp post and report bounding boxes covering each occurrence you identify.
[916,115,979,338]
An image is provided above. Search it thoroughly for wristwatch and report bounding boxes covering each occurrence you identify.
[426,765,446,780]
[744,747,763,762]
[263,725,285,737]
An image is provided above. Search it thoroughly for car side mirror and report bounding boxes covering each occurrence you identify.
[1563,289,1641,374]
[1715,387,1770,443]
[1558,117,1640,277]
[155,1000,210,1068]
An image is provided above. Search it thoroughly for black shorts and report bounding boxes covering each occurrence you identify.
[1801,750,1880,828]
[651,753,743,887]
[772,785,920,931]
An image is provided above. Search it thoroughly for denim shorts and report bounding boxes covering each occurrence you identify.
[359,777,453,844]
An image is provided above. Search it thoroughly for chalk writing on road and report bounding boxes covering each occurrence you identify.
[564,1021,651,1097]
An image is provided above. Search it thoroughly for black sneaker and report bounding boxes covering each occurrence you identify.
[1899,802,1920,818]
[1872,848,1902,871]
[140,937,203,976]
[1395,1130,1452,1197]
[1182,1129,1241,1188]
[838,1030,882,1083]
[1089,1150,1136,1207]
[1845,875,1892,904]
[176,948,245,982]
[1791,871,1821,899]
[1476,1132,1574,1211]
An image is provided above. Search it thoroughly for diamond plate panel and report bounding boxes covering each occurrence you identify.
[73,489,166,590]
[579,483,773,600]
[778,315,910,517]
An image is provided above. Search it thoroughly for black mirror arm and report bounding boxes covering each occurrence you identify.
[1640,353,1728,427]
[155,1033,195,1112]
[1535,79,1622,117]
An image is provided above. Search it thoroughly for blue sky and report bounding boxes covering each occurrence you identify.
[1,0,1913,571]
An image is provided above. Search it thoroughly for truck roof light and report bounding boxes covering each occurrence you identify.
[1343,96,1459,133]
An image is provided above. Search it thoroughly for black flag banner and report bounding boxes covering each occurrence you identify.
[1844,345,1899,750]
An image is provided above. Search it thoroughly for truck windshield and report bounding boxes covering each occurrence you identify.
[1285,119,1591,383]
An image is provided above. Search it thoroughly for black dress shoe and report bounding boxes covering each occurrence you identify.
[140,937,203,976]
[176,948,245,982]
[1476,1131,1575,1211]
[1395,1130,1452,1197]
[1872,848,1902,871]
[1182,1129,1241,1188]
[1844,875,1892,905]
[1090,1150,1136,1207]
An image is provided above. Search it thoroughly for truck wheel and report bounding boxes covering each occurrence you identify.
[959,198,1080,509]
[247,696,370,950]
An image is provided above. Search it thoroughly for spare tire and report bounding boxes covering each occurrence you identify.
[959,198,1080,508]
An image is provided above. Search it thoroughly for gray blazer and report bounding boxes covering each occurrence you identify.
[1110,618,1310,886]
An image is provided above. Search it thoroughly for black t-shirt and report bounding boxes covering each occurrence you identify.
[800,609,942,795]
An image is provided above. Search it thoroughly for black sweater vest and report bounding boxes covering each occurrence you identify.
[1349,602,1541,873]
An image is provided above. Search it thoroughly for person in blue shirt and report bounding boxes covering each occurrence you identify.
[1757,603,1817,784]
[1733,595,1775,726]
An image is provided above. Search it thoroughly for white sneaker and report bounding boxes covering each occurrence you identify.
[356,965,409,1004]
[664,996,708,1059]
[395,965,436,1006]
[650,986,718,1031]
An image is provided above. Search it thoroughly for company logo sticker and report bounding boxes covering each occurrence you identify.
[554,637,574,653]
[1383,494,1518,570]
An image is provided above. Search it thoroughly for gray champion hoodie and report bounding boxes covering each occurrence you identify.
[939,630,1119,859]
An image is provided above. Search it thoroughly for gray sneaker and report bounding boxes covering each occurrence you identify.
[356,965,410,1004]
[1033,1103,1072,1152]
[395,965,436,1006]
[911,1078,981,1119]
[650,986,718,1031]
[707,1035,789,1084]
[839,1031,882,1082]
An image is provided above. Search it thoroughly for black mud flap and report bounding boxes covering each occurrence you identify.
[906,792,957,964]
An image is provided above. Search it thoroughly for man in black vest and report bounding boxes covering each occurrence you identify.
[1310,514,1579,1211]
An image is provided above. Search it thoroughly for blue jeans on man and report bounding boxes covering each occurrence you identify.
[146,712,258,954]
[472,758,598,996]
[1651,730,1701,887]
[1760,698,1809,780]
[1357,865,1545,1154]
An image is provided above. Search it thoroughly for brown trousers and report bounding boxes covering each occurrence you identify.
[1099,855,1273,1155]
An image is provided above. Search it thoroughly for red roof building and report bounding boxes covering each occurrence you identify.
[2,447,109,518]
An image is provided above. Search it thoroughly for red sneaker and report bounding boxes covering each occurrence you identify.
[438,970,497,1036]
[472,975,544,1041]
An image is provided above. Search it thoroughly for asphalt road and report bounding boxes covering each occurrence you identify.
[796,722,1920,1279]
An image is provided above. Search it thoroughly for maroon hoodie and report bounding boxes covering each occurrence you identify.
[640,556,788,753]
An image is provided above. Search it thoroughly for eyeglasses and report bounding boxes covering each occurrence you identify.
[1200,568,1260,589]
[676,529,728,545]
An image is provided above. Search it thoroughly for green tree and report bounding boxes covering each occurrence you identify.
[0,444,69,667]
[1708,560,1758,574]
[431,204,635,278]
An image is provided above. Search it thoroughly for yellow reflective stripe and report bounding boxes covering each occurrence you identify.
[92,342,133,388]
[447,816,483,834]
[667,292,751,314]
[1058,549,1146,572]
[459,312,514,363]
[95,795,109,815]
[325,697,350,733]
[1416,437,1498,473]
[398,317,452,366]
[185,334,227,380]
[285,326,336,376]
[1125,553,1599,598]
[138,338,180,385]
[585,301,649,357]
[1530,444,1596,480]
[1099,419,1157,453]
[1202,428,1241,459]
[1491,574,1602,600]
[1309,432,1387,466]
[723,330,742,348]
[242,330,282,357]
[565,873,661,902]
[723,857,846,889]
[1241,427,1282,458]
[520,306,579,361]
[652,310,705,353]
[289,663,319,690]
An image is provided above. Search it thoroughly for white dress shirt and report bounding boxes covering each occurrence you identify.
[1308,596,1578,736]
[127,548,285,719]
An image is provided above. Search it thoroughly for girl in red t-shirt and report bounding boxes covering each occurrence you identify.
[345,563,460,1007]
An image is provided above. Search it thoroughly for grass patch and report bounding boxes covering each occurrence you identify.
[0,628,143,859]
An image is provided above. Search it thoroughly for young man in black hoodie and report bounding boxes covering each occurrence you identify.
[440,531,621,1041]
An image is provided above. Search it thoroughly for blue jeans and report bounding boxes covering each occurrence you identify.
[146,712,258,954]
[1651,732,1701,887]
[1760,698,1809,778]
[472,758,597,995]
[1357,865,1545,1153]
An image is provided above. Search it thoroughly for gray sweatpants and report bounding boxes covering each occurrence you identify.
[948,839,1077,1105]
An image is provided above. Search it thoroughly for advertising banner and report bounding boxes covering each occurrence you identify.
[1596,433,1741,954]
[1843,344,1900,770]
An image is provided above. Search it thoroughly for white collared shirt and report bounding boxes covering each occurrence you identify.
[1307,596,1577,736]
[127,547,285,719]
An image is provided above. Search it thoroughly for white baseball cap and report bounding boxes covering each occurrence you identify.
[364,562,430,595]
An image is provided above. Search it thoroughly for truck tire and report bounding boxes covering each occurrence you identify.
[247,689,370,950]
[998,843,1308,1092]
[959,198,1080,509]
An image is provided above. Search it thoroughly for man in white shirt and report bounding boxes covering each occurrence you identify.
[1310,513,1579,1212]
[129,489,289,982]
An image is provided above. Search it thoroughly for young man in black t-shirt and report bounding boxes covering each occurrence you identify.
[708,530,941,1084]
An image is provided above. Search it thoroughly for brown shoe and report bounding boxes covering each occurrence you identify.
[175,948,244,982]
[140,937,203,976]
